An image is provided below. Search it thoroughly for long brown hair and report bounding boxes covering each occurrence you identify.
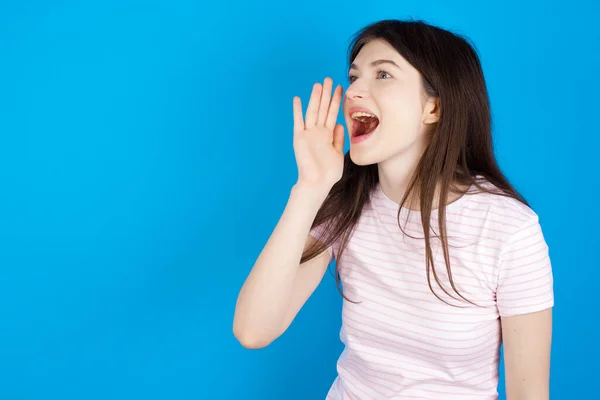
[301,19,528,305]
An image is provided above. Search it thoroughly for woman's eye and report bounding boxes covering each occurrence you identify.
[348,71,390,83]
[377,70,391,79]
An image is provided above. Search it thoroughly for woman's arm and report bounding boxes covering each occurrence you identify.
[233,184,331,349]
[501,308,552,400]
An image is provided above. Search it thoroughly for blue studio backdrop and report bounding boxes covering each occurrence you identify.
[0,1,598,399]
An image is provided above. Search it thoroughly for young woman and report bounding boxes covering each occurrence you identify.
[233,19,553,400]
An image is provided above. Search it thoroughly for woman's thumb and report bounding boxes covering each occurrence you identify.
[333,124,345,153]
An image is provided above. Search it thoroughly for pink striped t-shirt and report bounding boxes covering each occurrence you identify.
[310,180,554,399]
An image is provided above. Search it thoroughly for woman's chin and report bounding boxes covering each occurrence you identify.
[349,146,379,166]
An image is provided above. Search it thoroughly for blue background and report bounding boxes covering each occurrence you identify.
[0,1,598,399]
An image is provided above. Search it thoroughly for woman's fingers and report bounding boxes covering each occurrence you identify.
[297,78,343,131]
[292,96,304,134]
[304,83,322,128]
[317,78,333,126]
[325,85,343,129]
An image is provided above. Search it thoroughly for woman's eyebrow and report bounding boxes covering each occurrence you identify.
[349,59,401,71]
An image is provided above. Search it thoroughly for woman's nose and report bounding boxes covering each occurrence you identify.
[345,84,368,100]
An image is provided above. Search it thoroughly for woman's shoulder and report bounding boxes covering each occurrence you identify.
[462,177,540,231]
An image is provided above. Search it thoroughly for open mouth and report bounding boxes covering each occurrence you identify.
[351,112,380,138]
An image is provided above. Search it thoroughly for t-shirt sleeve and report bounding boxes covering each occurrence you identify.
[496,214,554,317]
[309,222,336,262]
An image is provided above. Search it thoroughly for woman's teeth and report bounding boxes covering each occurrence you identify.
[351,111,377,122]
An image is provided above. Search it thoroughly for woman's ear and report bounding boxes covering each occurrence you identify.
[423,96,441,125]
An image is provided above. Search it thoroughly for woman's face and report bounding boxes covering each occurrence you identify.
[342,39,439,167]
